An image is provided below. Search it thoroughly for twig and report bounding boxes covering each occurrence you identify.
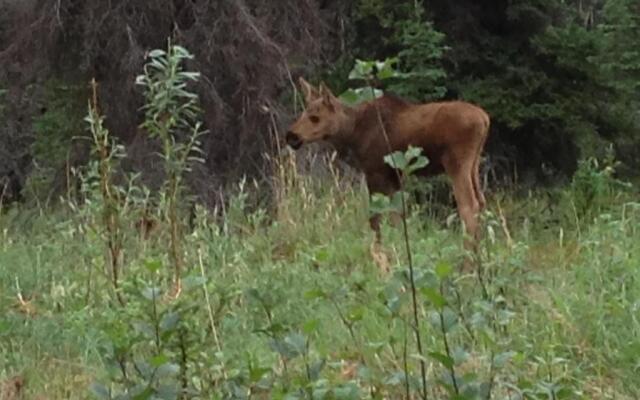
[496,200,513,248]
[197,248,225,357]
[439,283,459,395]
[368,83,429,400]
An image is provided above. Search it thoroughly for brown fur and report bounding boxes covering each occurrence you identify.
[286,78,490,250]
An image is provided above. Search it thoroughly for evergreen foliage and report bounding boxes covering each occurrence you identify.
[349,0,640,183]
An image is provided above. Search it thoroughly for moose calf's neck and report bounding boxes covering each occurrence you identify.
[327,96,407,173]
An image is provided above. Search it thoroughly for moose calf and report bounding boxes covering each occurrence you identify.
[286,78,490,252]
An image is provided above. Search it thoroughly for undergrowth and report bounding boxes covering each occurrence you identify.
[2,145,639,399]
[1,44,639,400]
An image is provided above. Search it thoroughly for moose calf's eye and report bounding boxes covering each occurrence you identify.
[309,115,320,124]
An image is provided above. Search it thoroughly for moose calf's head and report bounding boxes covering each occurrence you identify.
[286,78,352,150]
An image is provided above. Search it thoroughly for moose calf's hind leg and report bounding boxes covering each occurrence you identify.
[450,167,481,253]
[369,213,383,243]
[472,154,486,210]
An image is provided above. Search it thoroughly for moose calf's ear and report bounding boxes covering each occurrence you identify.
[319,82,336,109]
[299,77,319,103]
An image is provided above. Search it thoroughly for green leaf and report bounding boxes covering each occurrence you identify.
[450,395,473,400]
[421,287,447,309]
[348,59,376,80]
[390,191,405,212]
[269,339,290,358]
[156,384,180,400]
[160,312,180,332]
[338,89,360,105]
[384,371,406,386]
[405,146,423,161]
[181,71,201,81]
[156,363,180,378]
[134,361,153,380]
[375,58,400,79]
[131,386,154,400]
[384,151,408,170]
[476,381,492,398]
[284,332,307,356]
[304,289,326,300]
[441,308,459,332]
[555,386,576,399]
[314,248,330,263]
[89,382,111,399]
[144,258,162,273]
[148,49,167,58]
[245,288,262,302]
[429,351,455,368]
[309,359,325,381]
[496,309,516,325]
[333,383,360,400]
[303,319,320,335]
[249,363,270,382]
[132,321,155,339]
[369,193,393,214]
[494,351,517,368]
[313,386,330,399]
[0,320,10,336]
[452,347,470,366]
[409,353,429,363]
[347,306,365,322]
[339,87,382,105]
[181,275,206,290]
[271,333,307,359]
[435,261,454,280]
[150,354,169,367]
[141,287,161,300]
[407,155,429,174]
[283,392,302,400]
[348,58,400,81]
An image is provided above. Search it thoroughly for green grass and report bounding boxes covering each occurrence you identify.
[1,169,639,399]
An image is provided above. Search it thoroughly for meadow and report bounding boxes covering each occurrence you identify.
[1,152,639,399]
[1,46,639,400]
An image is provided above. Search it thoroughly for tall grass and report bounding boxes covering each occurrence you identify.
[1,46,639,399]
[1,149,639,398]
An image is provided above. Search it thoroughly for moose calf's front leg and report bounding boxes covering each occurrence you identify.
[369,213,383,243]
[366,172,401,243]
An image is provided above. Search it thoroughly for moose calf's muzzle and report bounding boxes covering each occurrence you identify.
[285,131,303,149]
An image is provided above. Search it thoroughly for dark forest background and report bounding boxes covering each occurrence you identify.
[1,0,639,206]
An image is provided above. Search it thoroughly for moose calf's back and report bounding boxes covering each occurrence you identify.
[361,99,490,174]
